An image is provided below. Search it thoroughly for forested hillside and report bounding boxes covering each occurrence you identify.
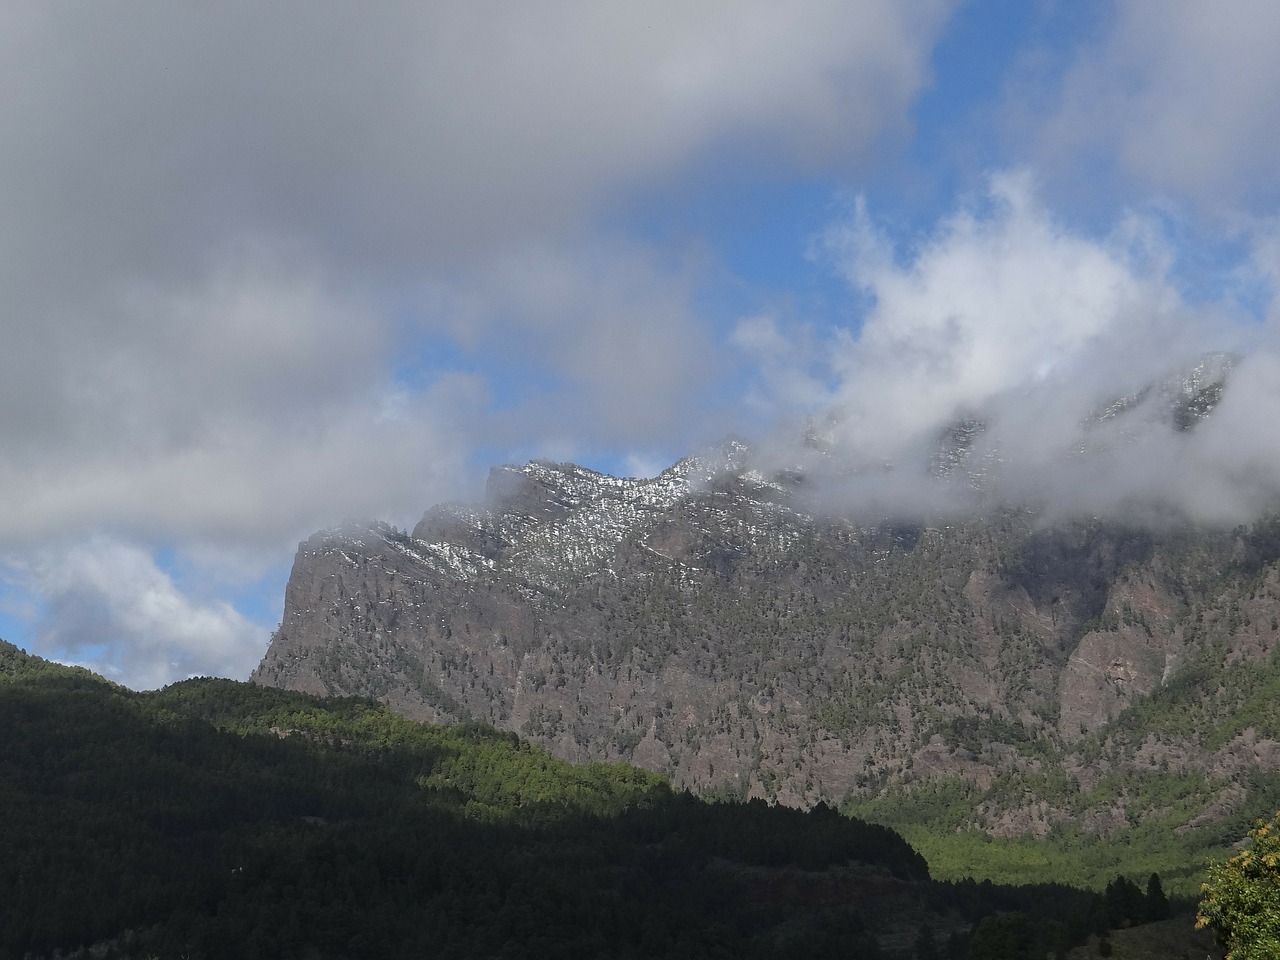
[1,638,1181,960]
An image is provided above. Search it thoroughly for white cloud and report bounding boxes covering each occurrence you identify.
[731,314,836,418]
[7,538,269,689]
[819,173,1193,458]
[1038,0,1280,211]
[751,173,1277,522]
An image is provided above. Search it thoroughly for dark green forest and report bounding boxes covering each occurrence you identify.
[0,641,1190,959]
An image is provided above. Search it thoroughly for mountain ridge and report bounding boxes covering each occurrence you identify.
[252,474,1280,838]
[253,354,1280,883]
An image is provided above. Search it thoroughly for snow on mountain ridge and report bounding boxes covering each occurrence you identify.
[393,440,799,591]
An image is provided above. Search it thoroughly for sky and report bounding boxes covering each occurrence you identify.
[3,0,1280,689]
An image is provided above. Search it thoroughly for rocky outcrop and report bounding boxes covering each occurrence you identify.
[253,443,1280,838]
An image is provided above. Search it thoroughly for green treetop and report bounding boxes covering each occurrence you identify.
[1198,811,1280,960]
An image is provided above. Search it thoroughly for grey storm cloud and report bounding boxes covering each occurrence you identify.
[0,0,953,548]
[0,0,952,285]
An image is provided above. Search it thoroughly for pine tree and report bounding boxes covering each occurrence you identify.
[1145,872,1169,922]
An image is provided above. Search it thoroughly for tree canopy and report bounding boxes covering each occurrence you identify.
[1198,810,1280,960]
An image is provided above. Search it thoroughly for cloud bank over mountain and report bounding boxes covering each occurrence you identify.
[740,172,1276,524]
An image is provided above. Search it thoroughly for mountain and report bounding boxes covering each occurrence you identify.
[253,355,1280,889]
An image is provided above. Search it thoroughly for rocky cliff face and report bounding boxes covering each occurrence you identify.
[253,427,1280,835]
